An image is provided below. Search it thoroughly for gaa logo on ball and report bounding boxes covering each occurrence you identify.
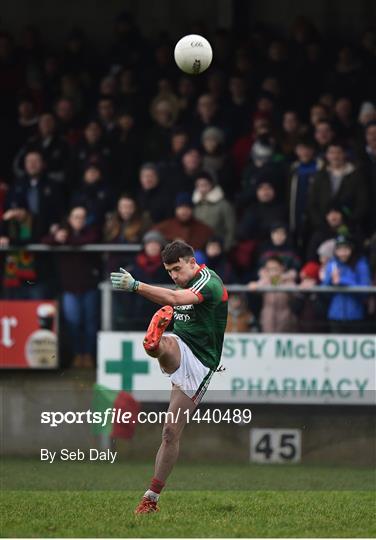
[174,34,213,75]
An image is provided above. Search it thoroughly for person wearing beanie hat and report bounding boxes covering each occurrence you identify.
[192,173,236,252]
[335,234,354,248]
[322,237,371,332]
[175,192,193,208]
[201,126,225,145]
[317,239,336,282]
[317,239,336,261]
[358,102,376,126]
[300,261,320,283]
[152,192,214,250]
[126,231,168,323]
[142,230,166,247]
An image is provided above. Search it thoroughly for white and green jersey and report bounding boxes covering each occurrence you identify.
[173,265,228,370]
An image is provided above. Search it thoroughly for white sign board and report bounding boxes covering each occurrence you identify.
[97,332,376,405]
[250,428,301,463]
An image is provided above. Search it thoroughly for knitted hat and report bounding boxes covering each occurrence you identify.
[300,261,320,281]
[201,126,225,144]
[317,239,336,259]
[270,221,288,232]
[175,192,193,208]
[142,230,166,246]
[358,101,375,122]
[335,234,354,248]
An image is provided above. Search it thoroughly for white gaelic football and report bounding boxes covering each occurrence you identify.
[174,34,213,75]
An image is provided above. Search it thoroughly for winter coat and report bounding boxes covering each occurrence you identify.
[307,164,368,229]
[257,271,298,332]
[42,225,101,293]
[153,216,213,250]
[5,174,63,239]
[13,134,70,186]
[287,158,324,245]
[322,256,371,321]
[192,185,236,251]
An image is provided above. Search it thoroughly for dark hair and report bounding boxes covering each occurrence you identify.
[161,240,194,264]
[265,255,284,267]
[295,136,315,149]
[316,119,334,130]
[327,140,346,152]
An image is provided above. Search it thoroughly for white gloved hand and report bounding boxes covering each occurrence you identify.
[110,267,139,292]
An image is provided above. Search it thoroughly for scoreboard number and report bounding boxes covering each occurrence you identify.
[250,428,301,463]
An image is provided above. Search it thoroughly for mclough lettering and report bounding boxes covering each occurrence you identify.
[275,338,375,360]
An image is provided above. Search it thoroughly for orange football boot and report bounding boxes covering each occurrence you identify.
[134,496,160,514]
[143,305,174,352]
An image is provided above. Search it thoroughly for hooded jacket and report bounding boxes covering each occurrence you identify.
[322,256,371,320]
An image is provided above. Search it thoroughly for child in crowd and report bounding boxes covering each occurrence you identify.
[248,256,298,332]
[257,221,301,274]
[322,235,371,333]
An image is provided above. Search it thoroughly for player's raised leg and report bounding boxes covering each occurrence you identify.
[135,384,196,514]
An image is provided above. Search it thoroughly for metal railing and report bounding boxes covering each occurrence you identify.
[1,243,375,331]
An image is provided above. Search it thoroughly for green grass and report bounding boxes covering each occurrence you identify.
[1,459,374,491]
[1,490,374,538]
[1,461,375,537]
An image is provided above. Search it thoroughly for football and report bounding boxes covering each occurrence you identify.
[174,34,213,75]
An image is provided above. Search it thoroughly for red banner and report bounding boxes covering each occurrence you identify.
[0,301,58,368]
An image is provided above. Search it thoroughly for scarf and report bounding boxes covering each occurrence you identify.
[3,217,36,288]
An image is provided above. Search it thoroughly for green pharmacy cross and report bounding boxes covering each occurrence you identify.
[106,341,149,391]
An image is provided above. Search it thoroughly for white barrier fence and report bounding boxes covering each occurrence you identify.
[97,332,376,405]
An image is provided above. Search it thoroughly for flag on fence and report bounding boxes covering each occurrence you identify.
[92,383,140,439]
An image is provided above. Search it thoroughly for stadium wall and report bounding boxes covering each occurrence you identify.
[1,371,374,466]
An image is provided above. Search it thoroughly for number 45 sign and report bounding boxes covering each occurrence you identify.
[250,428,301,463]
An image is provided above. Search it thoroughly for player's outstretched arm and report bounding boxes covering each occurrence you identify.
[110,268,200,306]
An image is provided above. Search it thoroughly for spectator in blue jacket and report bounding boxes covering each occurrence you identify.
[322,235,371,333]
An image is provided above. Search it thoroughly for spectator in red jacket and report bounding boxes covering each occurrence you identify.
[153,192,213,250]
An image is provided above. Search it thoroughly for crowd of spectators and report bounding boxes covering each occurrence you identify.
[0,15,375,363]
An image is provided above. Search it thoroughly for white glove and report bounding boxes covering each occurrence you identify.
[110,267,139,292]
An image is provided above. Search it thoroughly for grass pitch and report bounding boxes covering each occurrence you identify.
[1,461,375,537]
